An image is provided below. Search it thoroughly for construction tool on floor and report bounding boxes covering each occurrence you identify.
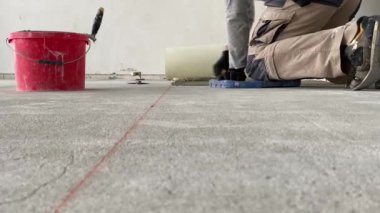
[209,79,301,88]
[130,71,146,84]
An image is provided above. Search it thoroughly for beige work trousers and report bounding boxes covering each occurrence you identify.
[248,0,362,81]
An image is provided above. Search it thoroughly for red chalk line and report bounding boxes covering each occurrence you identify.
[53,86,172,213]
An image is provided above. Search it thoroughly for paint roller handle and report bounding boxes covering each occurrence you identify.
[89,7,104,42]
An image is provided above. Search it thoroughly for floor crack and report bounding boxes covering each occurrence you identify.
[0,152,75,206]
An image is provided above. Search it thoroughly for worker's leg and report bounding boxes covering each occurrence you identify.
[247,22,358,80]
[323,0,362,84]
[225,0,254,69]
[246,0,361,80]
[323,0,362,29]
[249,0,359,46]
[213,0,254,81]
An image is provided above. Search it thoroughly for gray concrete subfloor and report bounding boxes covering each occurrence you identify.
[1,79,380,213]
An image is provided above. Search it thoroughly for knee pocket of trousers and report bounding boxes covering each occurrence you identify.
[250,11,295,45]
[246,55,270,81]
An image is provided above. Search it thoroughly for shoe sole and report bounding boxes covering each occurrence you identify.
[353,17,380,90]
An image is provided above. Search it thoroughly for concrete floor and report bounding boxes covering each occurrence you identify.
[1,79,380,213]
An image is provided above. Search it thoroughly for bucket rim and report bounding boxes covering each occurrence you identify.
[8,31,89,43]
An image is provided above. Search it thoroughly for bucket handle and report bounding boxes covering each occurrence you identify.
[5,38,91,65]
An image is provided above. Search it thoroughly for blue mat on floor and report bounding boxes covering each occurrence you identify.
[209,79,301,89]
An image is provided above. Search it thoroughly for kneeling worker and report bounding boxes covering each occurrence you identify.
[214,0,380,90]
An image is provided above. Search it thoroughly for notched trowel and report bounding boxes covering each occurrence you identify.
[129,72,147,85]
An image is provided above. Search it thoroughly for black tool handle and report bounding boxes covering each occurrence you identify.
[90,7,104,42]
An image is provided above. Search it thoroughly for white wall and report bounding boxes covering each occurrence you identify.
[0,0,231,75]
[0,0,379,75]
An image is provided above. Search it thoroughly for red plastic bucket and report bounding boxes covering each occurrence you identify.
[7,31,90,91]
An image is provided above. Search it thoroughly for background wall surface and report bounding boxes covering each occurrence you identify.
[0,0,378,75]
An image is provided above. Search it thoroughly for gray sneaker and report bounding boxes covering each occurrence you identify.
[345,16,380,90]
